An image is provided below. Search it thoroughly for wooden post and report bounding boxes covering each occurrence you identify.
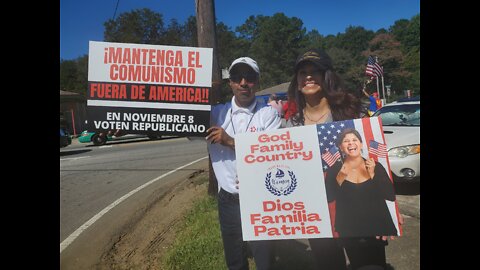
[70,108,77,136]
[196,0,221,196]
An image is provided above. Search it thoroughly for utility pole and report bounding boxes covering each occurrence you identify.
[375,56,386,106]
[195,0,221,196]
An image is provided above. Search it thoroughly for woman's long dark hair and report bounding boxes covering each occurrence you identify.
[288,49,366,125]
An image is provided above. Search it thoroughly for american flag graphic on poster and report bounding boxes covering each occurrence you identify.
[316,117,401,235]
[316,117,392,180]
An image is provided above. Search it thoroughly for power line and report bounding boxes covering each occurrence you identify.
[112,0,120,20]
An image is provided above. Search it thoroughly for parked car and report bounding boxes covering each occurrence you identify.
[78,130,162,146]
[78,130,113,146]
[60,127,72,148]
[372,98,420,184]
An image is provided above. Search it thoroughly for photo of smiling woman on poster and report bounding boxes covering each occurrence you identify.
[325,128,398,238]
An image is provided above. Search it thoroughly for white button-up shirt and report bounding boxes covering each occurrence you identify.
[208,96,281,194]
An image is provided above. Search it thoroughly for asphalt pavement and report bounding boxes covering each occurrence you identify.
[385,182,420,270]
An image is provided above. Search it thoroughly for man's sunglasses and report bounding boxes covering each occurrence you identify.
[230,73,258,83]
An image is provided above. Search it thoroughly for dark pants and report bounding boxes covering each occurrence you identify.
[343,238,387,270]
[217,188,274,270]
[309,238,347,270]
[309,237,387,270]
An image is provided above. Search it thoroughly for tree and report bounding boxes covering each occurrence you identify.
[60,59,78,92]
[182,16,198,47]
[215,22,242,69]
[161,18,184,45]
[235,15,261,42]
[304,29,325,50]
[401,14,420,93]
[363,34,409,94]
[237,13,307,89]
[103,8,164,44]
[60,8,420,100]
[403,14,420,50]
[326,47,363,92]
[389,19,410,47]
[388,14,420,93]
[60,55,89,96]
[336,26,375,58]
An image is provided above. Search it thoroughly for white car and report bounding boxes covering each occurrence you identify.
[372,97,420,184]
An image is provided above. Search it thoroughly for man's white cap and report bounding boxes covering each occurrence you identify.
[228,57,260,75]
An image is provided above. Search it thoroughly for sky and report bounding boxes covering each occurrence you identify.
[60,0,420,60]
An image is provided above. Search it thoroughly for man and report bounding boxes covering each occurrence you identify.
[362,88,378,116]
[374,92,382,110]
[267,93,284,117]
[206,57,281,270]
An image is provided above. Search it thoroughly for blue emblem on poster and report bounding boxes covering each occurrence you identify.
[265,166,297,196]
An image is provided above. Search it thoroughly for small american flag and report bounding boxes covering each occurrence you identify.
[321,145,341,167]
[317,121,355,171]
[369,140,387,158]
[366,56,383,77]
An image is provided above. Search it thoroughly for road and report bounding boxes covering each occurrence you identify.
[60,136,209,267]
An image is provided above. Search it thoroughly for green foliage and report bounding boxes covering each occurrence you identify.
[390,14,420,51]
[389,19,410,45]
[161,195,227,270]
[182,16,198,47]
[403,48,420,93]
[60,55,88,95]
[237,13,307,89]
[103,8,164,44]
[406,14,420,49]
[362,33,412,94]
[325,47,359,91]
[60,8,420,101]
[304,30,324,50]
[59,59,77,90]
[216,22,245,69]
[336,26,375,57]
[161,18,185,46]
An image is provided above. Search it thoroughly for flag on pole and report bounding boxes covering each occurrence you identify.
[366,56,383,77]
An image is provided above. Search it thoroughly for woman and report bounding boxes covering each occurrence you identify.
[326,128,398,238]
[285,48,397,270]
[286,49,364,127]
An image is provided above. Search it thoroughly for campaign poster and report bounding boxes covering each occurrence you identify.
[86,41,213,137]
[236,117,401,241]
[236,125,333,241]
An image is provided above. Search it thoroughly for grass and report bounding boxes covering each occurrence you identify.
[161,191,229,270]
[160,177,317,270]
